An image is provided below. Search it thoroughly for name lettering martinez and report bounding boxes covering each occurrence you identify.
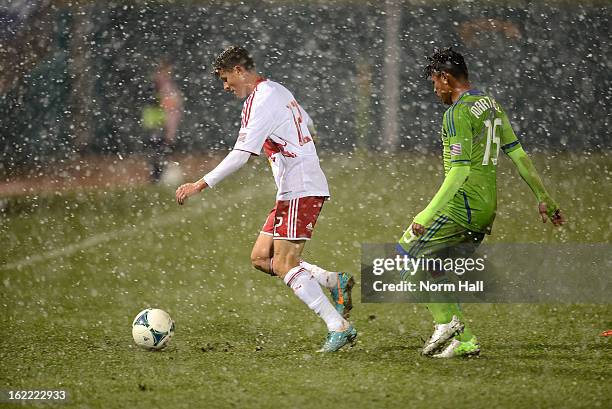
[470,97,501,117]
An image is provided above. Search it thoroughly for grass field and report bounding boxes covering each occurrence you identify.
[1,152,610,408]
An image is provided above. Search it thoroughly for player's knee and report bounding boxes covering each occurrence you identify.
[250,255,271,274]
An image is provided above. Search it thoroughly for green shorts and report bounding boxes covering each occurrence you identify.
[395,213,485,301]
[397,213,485,278]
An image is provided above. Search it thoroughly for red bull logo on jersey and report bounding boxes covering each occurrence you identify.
[263,139,297,159]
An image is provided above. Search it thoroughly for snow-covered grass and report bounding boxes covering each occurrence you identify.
[1,152,610,408]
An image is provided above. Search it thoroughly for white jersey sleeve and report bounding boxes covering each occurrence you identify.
[234,91,274,155]
[202,149,251,188]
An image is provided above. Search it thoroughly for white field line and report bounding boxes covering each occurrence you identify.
[1,185,269,271]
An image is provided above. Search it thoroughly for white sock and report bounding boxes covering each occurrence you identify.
[284,266,346,332]
[300,260,338,290]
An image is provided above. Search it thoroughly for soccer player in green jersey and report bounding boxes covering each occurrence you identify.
[398,48,565,358]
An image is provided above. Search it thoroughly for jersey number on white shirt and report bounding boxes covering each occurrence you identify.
[287,100,312,147]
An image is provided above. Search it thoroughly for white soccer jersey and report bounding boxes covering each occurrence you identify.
[234,79,330,201]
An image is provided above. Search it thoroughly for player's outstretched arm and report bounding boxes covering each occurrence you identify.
[506,147,565,226]
[176,179,207,205]
[175,149,251,205]
[411,166,470,235]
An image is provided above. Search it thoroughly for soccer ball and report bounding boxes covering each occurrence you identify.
[132,308,175,350]
[160,162,184,186]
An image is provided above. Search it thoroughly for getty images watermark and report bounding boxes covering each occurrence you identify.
[361,243,611,303]
[371,254,485,293]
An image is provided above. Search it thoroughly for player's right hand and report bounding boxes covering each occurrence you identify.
[175,180,206,205]
[538,202,566,226]
[410,223,426,236]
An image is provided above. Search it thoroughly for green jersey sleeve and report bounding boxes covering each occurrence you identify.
[500,110,522,155]
[445,103,473,167]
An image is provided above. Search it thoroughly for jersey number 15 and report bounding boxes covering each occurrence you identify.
[482,118,501,165]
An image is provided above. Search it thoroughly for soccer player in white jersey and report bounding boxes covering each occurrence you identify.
[175,46,357,352]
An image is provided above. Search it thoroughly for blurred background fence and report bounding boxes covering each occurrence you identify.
[1,0,610,177]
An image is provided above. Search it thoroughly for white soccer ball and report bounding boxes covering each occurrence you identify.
[132,308,175,350]
[160,162,184,187]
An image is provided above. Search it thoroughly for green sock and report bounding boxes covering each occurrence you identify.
[426,303,456,324]
[426,303,475,342]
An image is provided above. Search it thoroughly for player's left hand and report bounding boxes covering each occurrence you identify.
[538,202,566,226]
[411,222,426,236]
[176,180,206,205]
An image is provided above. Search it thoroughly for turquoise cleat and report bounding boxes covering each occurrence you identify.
[330,272,354,319]
[317,325,358,353]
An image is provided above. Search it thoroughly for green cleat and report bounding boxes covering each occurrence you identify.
[330,272,354,319]
[317,325,358,353]
[433,337,480,358]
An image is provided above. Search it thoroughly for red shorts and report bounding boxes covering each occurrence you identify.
[261,196,326,240]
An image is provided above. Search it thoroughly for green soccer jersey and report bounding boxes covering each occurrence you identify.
[440,89,522,233]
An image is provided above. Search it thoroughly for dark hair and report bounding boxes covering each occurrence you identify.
[424,47,468,80]
[212,46,255,76]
